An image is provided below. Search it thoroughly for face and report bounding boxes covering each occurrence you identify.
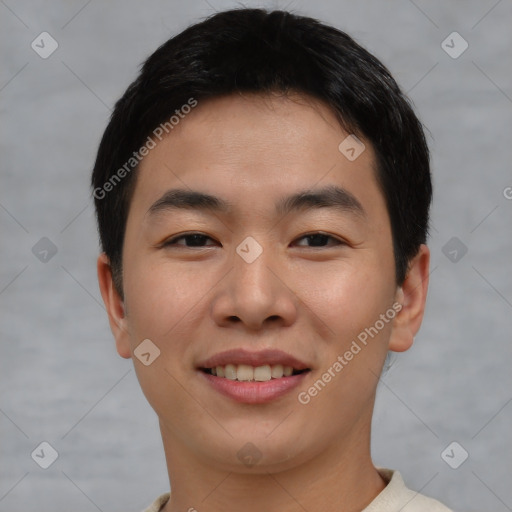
[98,92,429,474]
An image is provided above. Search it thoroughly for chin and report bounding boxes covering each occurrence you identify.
[203,429,317,474]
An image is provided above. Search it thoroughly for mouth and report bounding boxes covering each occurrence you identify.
[200,364,310,381]
[196,349,312,404]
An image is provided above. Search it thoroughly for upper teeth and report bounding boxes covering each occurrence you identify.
[209,364,295,381]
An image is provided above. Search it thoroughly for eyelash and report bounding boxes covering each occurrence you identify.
[162,232,344,249]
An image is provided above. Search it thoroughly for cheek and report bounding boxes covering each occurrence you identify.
[296,258,395,340]
[122,258,202,343]
[294,265,394,424]
[121,261,204,414]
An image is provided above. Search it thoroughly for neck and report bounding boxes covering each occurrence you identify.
[160,413,386,512]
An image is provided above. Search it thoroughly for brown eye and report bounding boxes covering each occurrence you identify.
[163,233,218,248]
[294,233,343,248]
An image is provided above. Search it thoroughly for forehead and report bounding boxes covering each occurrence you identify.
[129,92,385,223]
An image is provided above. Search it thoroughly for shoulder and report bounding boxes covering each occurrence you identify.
[363,469,454,512]
[141,492,170,512]
[142,470,454,512]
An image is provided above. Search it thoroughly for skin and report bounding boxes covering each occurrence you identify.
[98,92,430,512]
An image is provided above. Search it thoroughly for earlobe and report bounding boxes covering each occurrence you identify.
[388,244,430,353]
[97,253,132,359]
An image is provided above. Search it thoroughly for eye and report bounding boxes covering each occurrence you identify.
[293,232,344,248]
[161,232,344,249]
[162,232,219,248]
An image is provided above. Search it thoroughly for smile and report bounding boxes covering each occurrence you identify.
[201,364,308,381]
[196,348,312,403]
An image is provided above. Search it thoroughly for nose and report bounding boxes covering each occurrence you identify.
[210,242,298,331]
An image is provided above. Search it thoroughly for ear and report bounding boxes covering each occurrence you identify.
[388,244,430,352]
[97,253,131,359]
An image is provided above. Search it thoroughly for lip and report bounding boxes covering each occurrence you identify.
[197,348,310,371]
[199,370,310,404]
[196,348,311,404]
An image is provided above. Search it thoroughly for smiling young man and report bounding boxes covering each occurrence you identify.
[92,8,453,512]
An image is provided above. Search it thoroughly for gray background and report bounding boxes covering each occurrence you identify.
[1,0,511,511]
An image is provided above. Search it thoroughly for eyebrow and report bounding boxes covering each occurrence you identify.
[147,184,366,219]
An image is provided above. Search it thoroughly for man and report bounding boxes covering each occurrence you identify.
[92,8,453,512]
